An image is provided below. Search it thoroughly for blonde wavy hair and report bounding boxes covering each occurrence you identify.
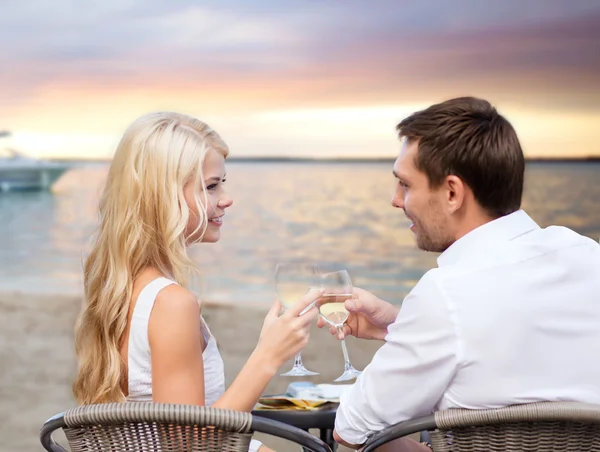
[73,112,229,405]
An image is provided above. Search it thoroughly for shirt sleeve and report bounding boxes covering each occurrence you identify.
[334,269,459,446]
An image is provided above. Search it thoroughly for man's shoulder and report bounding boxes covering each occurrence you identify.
[541,224,598,247]
[409,227,599,299]
[404,268,447,305]
[413,267,443,289]
[456,225,596,270]
[512,225,599,263]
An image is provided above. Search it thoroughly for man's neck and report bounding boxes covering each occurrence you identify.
[453,210,497,243]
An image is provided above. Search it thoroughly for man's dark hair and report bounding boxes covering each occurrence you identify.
[396,97,525,218]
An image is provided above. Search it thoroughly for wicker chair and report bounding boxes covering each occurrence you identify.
[40,403,332,452]
[361,402,600,452]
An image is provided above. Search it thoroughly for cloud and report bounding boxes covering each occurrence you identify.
[0,0,307,106]
[1,0,599,158]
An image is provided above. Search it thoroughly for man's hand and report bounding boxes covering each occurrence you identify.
[317,287,399,341]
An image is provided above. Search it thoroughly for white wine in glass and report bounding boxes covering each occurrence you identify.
[274,263,320,377]
[276,283,317,315]
[318,294,351,327]
[318,270,362,382]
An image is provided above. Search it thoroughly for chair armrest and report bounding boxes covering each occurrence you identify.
[40,413,68,452]
[361,415,436,452]
[251,415,332,452]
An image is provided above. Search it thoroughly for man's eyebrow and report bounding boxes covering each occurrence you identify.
[393,170,411,184]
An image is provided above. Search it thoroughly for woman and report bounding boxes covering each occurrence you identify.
[73,112,319,451]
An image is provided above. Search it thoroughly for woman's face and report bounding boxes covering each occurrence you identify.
[183,148,233,244]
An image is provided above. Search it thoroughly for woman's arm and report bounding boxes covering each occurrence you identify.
[150,285,206,404]
[150,285,319,411]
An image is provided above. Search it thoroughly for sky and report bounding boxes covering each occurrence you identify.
[1,0,599,159]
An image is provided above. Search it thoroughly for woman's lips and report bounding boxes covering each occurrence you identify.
[208,216,223,226]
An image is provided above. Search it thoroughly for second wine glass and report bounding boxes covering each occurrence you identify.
[318,270,362,382]
[274,263,320,377]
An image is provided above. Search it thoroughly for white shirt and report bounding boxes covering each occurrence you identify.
[336,210,600,445]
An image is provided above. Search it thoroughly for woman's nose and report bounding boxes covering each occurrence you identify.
[218,196,233,209]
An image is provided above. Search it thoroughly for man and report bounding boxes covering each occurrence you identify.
[320,97,600,450]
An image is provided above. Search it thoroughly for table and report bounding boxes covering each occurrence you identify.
[252,403,338,451]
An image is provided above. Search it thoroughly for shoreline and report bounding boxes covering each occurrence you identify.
[0,291,382,451]
[0,289,274,310]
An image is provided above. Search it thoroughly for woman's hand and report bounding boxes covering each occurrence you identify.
[256,288,321,368]
[212,288,320,412]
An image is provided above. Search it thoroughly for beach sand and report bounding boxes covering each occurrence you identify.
[0,292,384,451]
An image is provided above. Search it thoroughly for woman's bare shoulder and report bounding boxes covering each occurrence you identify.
[149,284,201,338]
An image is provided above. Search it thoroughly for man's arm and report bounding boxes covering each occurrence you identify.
[333,433,431,452]
[334,269,459,446]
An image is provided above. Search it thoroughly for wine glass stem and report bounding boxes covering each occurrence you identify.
[338,328,352,367]
[293,352,305,368]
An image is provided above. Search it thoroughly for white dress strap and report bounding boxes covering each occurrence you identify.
[127,277,176,401]
[132,277,176,322]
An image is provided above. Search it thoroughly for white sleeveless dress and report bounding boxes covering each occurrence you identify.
[126,277,261,451]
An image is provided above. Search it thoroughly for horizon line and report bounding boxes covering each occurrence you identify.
[51,155,600,164]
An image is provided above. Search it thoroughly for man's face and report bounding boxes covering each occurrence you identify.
[391,139,455,253]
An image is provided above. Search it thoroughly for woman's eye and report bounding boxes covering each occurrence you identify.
[206,179,225,191]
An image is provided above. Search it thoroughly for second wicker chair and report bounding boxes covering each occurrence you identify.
[361,401,600,452]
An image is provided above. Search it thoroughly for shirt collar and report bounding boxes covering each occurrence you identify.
[437,210,540,267]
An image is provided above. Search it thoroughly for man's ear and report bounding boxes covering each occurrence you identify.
[445,175,465,213]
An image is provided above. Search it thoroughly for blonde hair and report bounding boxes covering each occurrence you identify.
[73,112,229,405]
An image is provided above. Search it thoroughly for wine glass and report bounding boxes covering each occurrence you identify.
[318,270,362,382]
[274,263,320,377]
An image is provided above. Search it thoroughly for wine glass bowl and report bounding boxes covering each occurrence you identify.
[318,293,350,328]
[274,263,320,377]
[318,270,362,382]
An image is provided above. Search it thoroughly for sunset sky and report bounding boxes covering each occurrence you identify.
[1,0,599,159]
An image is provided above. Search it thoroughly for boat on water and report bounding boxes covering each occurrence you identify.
[0,139,71,192]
